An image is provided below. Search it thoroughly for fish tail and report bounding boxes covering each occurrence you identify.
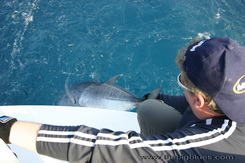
[147,87,162,99]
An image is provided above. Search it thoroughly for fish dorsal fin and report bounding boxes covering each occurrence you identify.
[147,87,162,99]
[106,74,123,84]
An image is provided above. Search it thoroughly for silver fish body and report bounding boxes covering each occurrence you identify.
[58,75,161,111]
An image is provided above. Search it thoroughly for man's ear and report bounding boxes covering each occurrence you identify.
[193,94,206,109]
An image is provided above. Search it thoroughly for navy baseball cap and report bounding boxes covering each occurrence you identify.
[183,37,245,124]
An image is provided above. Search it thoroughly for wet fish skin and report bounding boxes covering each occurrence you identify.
[58,75,161,111]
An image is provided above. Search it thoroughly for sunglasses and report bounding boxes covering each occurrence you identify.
[177,73,194,93]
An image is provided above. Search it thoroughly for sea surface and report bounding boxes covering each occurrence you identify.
[0,0,245,107]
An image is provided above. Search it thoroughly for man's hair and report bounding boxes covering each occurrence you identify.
[176,37,224,115]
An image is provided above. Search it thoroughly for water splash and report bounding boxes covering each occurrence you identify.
[9,0,40,62]
[198,32,211,39]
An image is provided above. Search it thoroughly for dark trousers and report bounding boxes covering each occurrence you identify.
[137,99,182,135]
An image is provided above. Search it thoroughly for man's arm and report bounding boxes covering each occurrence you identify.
[158,94,189,114]
[9,121,42,152]
[2,116,240,163]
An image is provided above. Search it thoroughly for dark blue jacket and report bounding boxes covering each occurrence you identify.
[37,95,245,162]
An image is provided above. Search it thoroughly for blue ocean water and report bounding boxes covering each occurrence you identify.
[0,0,245,106]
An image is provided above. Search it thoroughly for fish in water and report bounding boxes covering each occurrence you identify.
[58,74,162,111]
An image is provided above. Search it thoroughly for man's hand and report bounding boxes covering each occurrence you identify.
[0,116,17,144]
